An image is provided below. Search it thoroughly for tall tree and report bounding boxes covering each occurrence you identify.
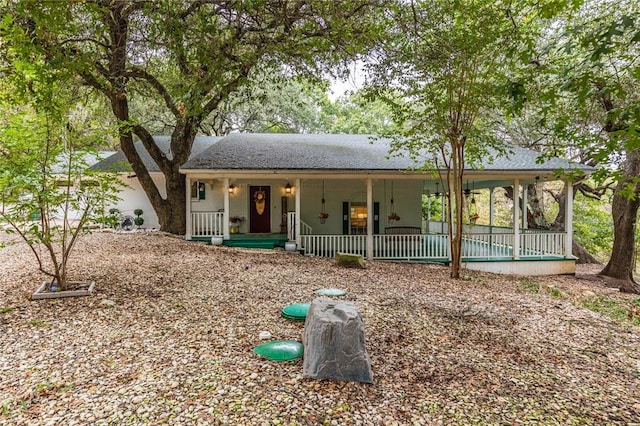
[5,0,382,234]
[364,0,526,278]
[0,18,120,290]
[512,0,640,291]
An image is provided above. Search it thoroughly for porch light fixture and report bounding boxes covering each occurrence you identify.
[228,184,236,194]
[285,182,292,194]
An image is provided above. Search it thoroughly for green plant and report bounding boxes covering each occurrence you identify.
[581,296,640,326]
[0,307,15,314]
[544,286,564,299]
[133,209,144,228]
[28,319,52,328]
[518,279,540,293]
[0,18,121,291]
[105,208,120,229]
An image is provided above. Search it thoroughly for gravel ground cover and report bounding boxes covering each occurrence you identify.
[0,232,639,425]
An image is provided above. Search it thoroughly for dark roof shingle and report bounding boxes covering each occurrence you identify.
[91,136,222,172]
[180,133,592,173]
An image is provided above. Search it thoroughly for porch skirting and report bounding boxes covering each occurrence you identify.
[463,259,576,276]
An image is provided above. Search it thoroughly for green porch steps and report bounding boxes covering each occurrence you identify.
[224,238,286,249]
[191,234,288,249]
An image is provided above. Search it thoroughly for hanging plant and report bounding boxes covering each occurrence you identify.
[319,181,328,223]
[388,182,399,222]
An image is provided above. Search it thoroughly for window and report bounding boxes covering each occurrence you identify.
[191,181,205,200]
[350,203,367,235]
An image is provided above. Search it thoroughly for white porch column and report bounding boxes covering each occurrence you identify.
[366,178,373,260]
[223,178,230,239]
[565,180,574,258]
[185,176,192,240]
[427,195,431,233]
[513,179,520,259]
[295,178,301,247]
[489,188,495,229]
[522,183,528,230]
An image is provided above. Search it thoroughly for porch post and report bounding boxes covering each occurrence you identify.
[513,179,520,259]
[223,178,230,240]
[489,188,495,229]
[565,179,573,258]
[185,176,192,240]
[295,178,301,247]
[522,183,528,230]
[427,192,431,233]
[366,178,373,260]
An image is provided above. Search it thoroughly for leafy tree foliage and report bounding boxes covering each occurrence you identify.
[4,0,383,234]
[364,0,528,278]
[511,0,640,290]
[0,19,120,290]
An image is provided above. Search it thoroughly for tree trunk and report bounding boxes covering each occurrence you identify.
[156,165,187,234]
[599,149,640,293]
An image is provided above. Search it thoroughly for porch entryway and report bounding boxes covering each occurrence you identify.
[249,186,271,233]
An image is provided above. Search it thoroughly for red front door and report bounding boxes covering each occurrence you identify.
[249,186,271,233]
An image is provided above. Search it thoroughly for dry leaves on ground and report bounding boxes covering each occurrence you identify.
[0,232,639,425]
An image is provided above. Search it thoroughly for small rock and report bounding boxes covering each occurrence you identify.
[335,252,366,269]
[99,299,116,308]
[259,331,271,340]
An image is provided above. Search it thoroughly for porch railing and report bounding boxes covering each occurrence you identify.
[462,233,514,258]
[519,232,565,257]
[374,234,449,260]
[191,212,224,237]
[300,231,566,261]
[301,234,366,257]
[287,212,311,241]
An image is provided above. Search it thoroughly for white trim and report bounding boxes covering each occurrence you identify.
[295,178,301,247]
[366,178,373,260]
[565,180,573,258]
[185,176,192,240]
[513,179,520,259]
[223,178,230,239]
[489,187,494,227]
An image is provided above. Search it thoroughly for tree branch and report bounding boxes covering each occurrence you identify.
[125,66,180,116]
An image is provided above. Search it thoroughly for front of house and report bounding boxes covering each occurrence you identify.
[177,133,592,276]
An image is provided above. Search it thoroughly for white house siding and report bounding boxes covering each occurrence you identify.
[108,173,165,229]
[193,178,424,235]
[296,179,423,234]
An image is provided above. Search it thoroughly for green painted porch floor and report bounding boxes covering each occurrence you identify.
[192,233,288,249]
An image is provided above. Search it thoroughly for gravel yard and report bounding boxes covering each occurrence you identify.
[0,232,639,425]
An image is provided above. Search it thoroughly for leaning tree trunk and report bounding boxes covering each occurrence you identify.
[599,149,640,293]
[156,165,187,235]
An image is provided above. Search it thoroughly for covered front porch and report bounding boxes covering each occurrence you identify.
[184,175,576,276]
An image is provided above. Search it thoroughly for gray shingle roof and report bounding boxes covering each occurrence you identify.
[91,136,222,172]
[52,151,117,174]
[180,133,593,173]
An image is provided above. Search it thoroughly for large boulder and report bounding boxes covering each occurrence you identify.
[335,252,366,269]
[303,298,373,383]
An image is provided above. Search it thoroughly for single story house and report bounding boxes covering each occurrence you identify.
[95,133,592,276]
